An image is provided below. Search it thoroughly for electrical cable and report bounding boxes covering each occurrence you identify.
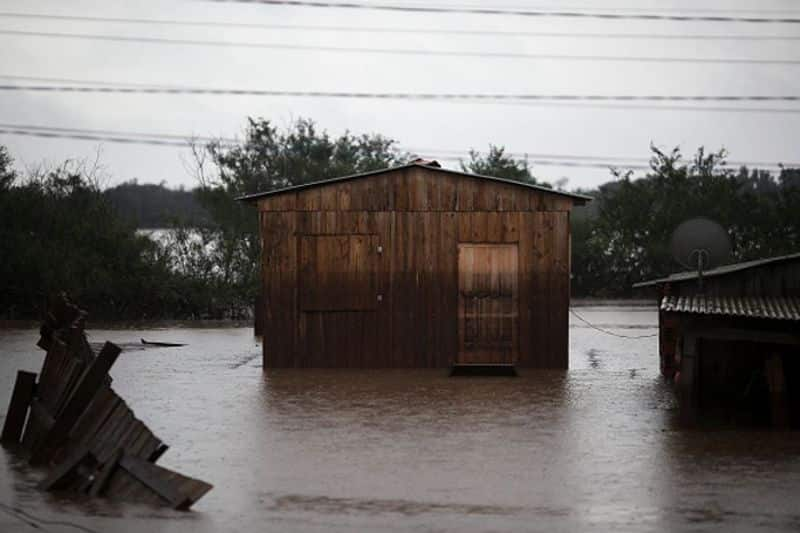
[2,79,800,115]
[1,124,796,171]
[570,308,659,339]
[3,29,800,65]
[206,0,800,24]
[2,12,799,40]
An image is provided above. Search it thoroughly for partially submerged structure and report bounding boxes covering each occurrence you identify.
[241,160,589,369]
[634,252,800,425]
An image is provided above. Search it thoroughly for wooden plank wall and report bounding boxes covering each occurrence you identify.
[258,166,574,368]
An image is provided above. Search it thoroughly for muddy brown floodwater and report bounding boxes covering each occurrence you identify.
[2,304,800,532]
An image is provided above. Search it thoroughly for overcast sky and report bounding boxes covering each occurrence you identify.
[0,0,798,190]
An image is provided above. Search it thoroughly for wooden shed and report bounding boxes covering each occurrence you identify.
[240,160,590,369]
[634,252,800,426]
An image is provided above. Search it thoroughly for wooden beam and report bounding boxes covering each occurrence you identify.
[30,342,121,465]
[1,371,37,445]
[677,334,699,425]
[37,444,92,491]
[118,454,190,509]
[88,448,123,497]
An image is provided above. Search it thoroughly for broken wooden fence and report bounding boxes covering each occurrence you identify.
[1,294,212,509]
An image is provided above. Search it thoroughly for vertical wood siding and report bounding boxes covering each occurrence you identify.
[257,166,576,368]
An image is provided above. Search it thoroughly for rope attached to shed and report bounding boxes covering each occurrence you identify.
[569,308,659,339]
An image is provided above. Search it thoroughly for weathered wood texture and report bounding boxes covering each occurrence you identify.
[1,371,37,444]
[458,244,519,364]
[258,166,576,368]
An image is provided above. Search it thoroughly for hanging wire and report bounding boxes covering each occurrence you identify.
[569,308,659,339]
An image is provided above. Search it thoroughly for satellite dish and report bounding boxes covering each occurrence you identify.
[669,217,731,291]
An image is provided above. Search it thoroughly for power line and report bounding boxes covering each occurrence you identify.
[2,12,798,40]
[569,308,658,339]
[207,0,800,24]
[1,123,796,170]
[0,123,228,143]
[0,127,190,147]
[1,78,799,114]
[3,29,800,65]
[419,148,795,169]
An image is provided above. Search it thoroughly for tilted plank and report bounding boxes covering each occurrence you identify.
[1,371,37,444]
[30,342,121,465]
[119,454,213,509]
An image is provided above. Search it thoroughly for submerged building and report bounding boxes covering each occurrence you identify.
[634,252,800,426]
[240,160,590,369]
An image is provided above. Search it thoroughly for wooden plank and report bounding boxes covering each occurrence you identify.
[470,212,488,242]
[296,187,321,211]
[437,175,458,211]
[487,213,503,243]
[501,212,520,242]
[374,211,393,365]
[337,182,352,210]
[21,398,55,451]
[1,371,37,444]
[409,167,429,211]
[517,212,536,366]
[456,179,476,211]
[320,186,338,210]
[393,169,411,211]
[148,443,169,463]
[93,409,135,465]
[88,447,123,497]
[119,454,212,509]
[30,342,121,465]
[48,357,84,415]
[37,443,92,491]
[68,387,119,448]
[37,340,67,401]
[551,211,570,368]
[440,212,458,366]
[457,211,472,242]
[259,192,296,211]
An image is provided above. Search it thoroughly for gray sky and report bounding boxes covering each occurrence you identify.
[1,0,798,190]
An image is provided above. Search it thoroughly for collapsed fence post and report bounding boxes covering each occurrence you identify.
[1,371,37,445]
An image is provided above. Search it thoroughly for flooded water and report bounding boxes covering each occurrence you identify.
[2,304,800,532]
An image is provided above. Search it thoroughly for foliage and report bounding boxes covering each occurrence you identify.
[460,145,548,186]
[104,180,209,228]
[0,153,223,320]
[0,145,14,191]
[570,145,800,297]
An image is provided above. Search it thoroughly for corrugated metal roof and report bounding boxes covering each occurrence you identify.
[236,161,593,203]
[633,251,800,288]
[660,295,800,321]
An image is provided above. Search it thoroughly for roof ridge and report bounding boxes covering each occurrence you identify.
[236,162,593,203]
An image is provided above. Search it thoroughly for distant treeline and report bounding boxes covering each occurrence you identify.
[2,117,798,320]
[104,180,209,228]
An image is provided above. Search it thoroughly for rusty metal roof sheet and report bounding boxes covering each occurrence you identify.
[661,295,800,321]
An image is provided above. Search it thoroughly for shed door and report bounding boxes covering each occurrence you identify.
[457,244,519,364]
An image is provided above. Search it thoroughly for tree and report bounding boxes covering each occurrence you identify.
[570,144,800,297]
[0,145,15,190]
[460,145,548,185]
